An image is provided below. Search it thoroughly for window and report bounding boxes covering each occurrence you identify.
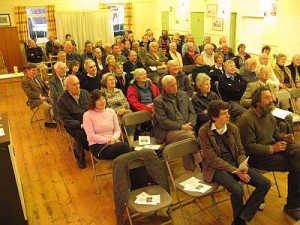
[26,7,48,43]
[107,5,124,37]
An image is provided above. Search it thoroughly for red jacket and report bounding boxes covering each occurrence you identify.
[126,79,160,113]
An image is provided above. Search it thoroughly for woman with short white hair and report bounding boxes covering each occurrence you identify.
[166,42,183,68]
[126,68,160,114]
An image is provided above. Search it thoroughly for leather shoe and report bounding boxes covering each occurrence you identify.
[45,122,57,128]
[284,205,300,220]
[77,159,86,169]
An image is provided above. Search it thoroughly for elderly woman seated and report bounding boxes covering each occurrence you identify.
[126,68,160,114]
[202,44,215,67]
[192,73,220,133]
[183,42,199,65]
[101,73,135,144]
[166,42,183,69]
[102,55,116,74]
[83,89,131,160]
[287,54,300,87]
[274,53,295,90]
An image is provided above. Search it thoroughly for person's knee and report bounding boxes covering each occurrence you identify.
[232,184,244,199]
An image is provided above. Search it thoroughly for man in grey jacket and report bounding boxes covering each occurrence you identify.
[153,75,196,144]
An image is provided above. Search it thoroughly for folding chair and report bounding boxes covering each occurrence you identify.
[90,152,112,194]
[163,138,224,223]
[27,103,43,129]
[275,90,300,130]
[182,65,195,75]
[122,110,165,152]
[113,149,173,225]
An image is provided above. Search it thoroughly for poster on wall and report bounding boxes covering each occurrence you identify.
[212,18,223,31]
[0,14,11,27]
[207,4,217,17]
[169,1,190,32]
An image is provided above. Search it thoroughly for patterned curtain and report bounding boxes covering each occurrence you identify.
[46,5,57,38]
[99,3,108,9]
[124,3,133,32]
[14,6,29,42]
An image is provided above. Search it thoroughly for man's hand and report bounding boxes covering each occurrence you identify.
[272,141,287,153]
[236,170,251,183]
[117,108,126,116]
[203,109,208,114]
[283,134,295,144]
[181,122,193,131]
[40,96,47,101]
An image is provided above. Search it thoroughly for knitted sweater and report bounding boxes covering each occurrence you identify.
[83,108,121,146]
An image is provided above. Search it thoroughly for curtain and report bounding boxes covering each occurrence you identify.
[55,10,114,52]
[99,3,107,9]
[14,6,29,42]
[124,3,134,32]
[45,5,57,38]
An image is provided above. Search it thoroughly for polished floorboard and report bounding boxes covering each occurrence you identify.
[0,79,297,225]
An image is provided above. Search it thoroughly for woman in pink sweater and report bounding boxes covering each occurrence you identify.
[83,89,131,159]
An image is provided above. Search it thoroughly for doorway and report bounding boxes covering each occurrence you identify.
[191,12,204,46]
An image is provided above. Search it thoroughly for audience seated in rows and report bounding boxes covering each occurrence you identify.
[287,54,300,86]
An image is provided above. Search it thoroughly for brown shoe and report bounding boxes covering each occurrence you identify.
[45,122,57,128]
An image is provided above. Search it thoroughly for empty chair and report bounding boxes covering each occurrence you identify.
[113,149,173,225]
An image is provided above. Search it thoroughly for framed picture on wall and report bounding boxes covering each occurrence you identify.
[0,14,11,27]
[207,4,217,17]
[212,18,223,31]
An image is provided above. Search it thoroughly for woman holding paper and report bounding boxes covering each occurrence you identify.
[83,89,131,159]
[199,100,271,225]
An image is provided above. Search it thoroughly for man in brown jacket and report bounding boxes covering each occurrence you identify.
[21,63,56,128]
[199,100,270,225]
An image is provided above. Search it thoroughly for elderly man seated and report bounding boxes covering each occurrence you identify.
[145,41,168,85]
[238,86,300,221]
[57,75,89,169]
[80,59,102,92]
[159,60,193,97]
[218,60,247,102]
[123,50,144,79]
[259,53,280,89]
[239,58,258,83]
[21,63,56,128]
[49,62,68,120]
[153,75,196,144]
[126,68,160,114]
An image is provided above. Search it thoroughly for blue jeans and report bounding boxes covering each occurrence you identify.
[214,169,271,222]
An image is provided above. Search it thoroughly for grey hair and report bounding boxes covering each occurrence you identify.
[101,73,115,87]
[105,54,115,65]
[167,60,178,68]
[196,73,211,87]
[162,75,176,86]
[64,75,79,87]
[54,61,67,71]
[255,64,269,77]
[292,54,300,63]
[204,43,213,50]
[133,68,147,80]
[84,59,95,70]
[149,41,159,48]
[169,42,177,48]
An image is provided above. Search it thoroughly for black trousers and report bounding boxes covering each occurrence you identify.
[67,128,89,162]
[90,142,131,160]
[249,143,300,208]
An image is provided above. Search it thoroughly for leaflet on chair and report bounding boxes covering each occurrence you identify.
[180,176,212,193]
[134,192,161,205]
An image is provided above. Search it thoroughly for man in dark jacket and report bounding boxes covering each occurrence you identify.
[123,50,144,79]
[153,75,196,144]
[57,75,89,169]
[218,60,247,102]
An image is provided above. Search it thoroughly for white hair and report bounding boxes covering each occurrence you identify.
[162,75,176,86]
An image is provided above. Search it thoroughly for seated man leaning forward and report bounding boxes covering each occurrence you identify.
[153,75,196,144]
[57,75,89,169]
[199,100,271,225]
[238,86,300,221]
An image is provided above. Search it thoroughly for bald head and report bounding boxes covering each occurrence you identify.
[259,53,269,66]
[64,75,80,95]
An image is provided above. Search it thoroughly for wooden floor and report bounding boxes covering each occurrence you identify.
[0,79,297,225]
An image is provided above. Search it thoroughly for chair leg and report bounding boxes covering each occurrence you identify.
[56,121,64,140]
[210,194,221,220]
[126,206,134,225]
[272,171,281,198]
